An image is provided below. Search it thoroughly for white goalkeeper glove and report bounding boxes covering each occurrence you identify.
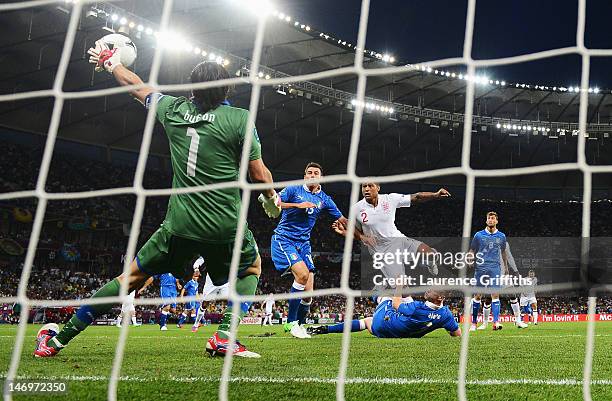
[87,40,122,73]
[258,192,281,218]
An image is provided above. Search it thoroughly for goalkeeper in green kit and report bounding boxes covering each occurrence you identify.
[35,39,281,358]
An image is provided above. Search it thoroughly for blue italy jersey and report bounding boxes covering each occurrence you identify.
[372,300,458,338]
[183,279,198,296]
[156,273,177,289]
[470,229,507,270]
[273,185,343,242]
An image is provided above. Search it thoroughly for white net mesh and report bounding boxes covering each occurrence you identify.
[1,0,610,400]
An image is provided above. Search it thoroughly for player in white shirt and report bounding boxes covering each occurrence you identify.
[115,290,141,327]
[261,294,275,326]
[520,270,538,325]
[500,243,529,329]
[334,183,450,288]
[191,256,229,333]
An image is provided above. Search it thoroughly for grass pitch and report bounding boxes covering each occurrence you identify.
[1,322,611,401]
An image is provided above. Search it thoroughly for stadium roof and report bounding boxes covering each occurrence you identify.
[0,0,610,190]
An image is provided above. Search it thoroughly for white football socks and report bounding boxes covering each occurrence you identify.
[194,306,206,326]
[50,337,65,348]
[482,304,491,325]
[510,298,521,323]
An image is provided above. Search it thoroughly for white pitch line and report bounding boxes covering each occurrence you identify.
[1,333,612,340]
[0,374,611,387]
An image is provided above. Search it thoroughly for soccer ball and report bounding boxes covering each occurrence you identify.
[100,33,137,67]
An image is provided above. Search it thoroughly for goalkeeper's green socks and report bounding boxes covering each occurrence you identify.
[216,275,259,340]
[51,278,122,349]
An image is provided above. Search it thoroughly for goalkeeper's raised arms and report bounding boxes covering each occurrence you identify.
[88,35,280,217]
[87,39,153,104]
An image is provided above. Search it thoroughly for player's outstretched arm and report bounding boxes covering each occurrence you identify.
[137,276,154,294]
[332,219,377,247]
[449,328,462,337]
[249,159,274,197]
[251,159,281,218]
[331,220,348,236]
[332,219,363,239]
[280,201,316,209]
[501,248,510,276]
[335,216,349,228]
[504,243,519,274]
[88,40,153,104]
[410,188,451,204]
[111,65,154,105]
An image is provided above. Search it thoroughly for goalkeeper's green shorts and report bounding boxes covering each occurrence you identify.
[136,225,259,285]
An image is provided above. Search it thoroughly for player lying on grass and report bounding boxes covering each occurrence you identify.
[307,290,461,338]
[35,38,281,359]
[270,162,348,339]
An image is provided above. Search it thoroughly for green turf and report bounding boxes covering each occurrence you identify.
[0,322,611,400]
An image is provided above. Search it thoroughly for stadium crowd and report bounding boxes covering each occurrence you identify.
[1,260,611,325]
[1,141,611,324]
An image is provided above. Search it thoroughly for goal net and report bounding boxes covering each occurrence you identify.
[0,1,609,401]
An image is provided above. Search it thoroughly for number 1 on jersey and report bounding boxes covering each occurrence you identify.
[186,127,199,177]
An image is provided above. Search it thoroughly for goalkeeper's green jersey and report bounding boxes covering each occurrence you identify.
[150,94,261,243]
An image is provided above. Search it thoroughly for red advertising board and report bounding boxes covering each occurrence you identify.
[460,314,612,323]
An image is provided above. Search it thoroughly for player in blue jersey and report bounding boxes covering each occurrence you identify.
[178,270,200,328]
[469,211,509,331]
[140,272,182,331]
[307,290,461,338]
[269,162,348,339]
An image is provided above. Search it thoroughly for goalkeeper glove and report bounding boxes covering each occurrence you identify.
[87,40,122,73]
[258,192,281,218]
